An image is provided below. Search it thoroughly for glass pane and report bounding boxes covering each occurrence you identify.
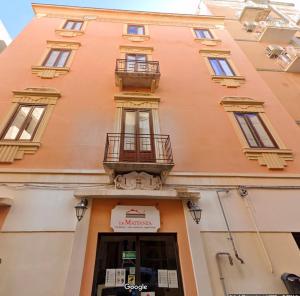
[19,107,45,140]
[64,21,74,30]
[44,50,60,67]
[247,114,276,148]
[194,29,204,38]
[124,111,136,150]
[203,30,212,39]
[73,22,83,30]
[128,25,144,35]
[3,106,31,140]
[209,58,224,76]
[56,51,70,67]
[126,55,136,72]
[219,59,235,76]
[139,112,151,151]
[236,113,259,147]
[136,55,147,72]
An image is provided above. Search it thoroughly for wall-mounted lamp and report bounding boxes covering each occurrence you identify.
[187,200,202,224]
[75,199,88,222]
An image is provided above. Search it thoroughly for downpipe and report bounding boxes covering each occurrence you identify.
[217,190,245,264]
[216,252,234,296]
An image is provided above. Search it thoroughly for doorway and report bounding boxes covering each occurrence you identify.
[92,233,184,296]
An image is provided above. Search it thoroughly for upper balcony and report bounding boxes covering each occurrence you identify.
[239,3,270,23]
[255,19,298,43]
[103,133,174,181]
[115,59,160,92]
[277,46,300,72]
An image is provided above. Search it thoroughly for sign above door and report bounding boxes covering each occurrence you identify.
[111,205,160,232]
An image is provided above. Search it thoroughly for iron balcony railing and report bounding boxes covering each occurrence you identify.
[104,133,173,164]
[115,59,160,75]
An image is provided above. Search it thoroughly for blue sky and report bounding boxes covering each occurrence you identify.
[0,0,200,38]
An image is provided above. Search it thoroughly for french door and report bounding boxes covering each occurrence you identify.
[120,109,155,163]
[92,233,184,296]
[126,54,147,72]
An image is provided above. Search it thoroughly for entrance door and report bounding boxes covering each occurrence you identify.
[126,54,147,72]
[120,109,155,163]
[92,233,184,296]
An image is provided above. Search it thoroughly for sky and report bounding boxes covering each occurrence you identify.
[0,0,299,39]
[0,0,200,38]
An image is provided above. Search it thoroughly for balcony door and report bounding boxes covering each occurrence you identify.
[126,54,147,72]
[120,109,155,163]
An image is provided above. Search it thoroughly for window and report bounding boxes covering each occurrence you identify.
[2,105,46,141]
[42,49,71,68]
[235,113,278,148]
[292,233,300,249]
[63,20,83,31]
[127,25,145,35]
[194,28,213,39]
[208,57,235,76]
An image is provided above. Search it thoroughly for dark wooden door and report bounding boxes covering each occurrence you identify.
[120,109,155,163]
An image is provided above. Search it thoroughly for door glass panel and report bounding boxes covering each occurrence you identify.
[124,111,136,151]
[92,234,184,296]
[126,54,147,72]
[19,106,45,140]
[73,22,83,30]
[235,113,259,147]
[209,58,223,76]
[139,112,151,151]
[247,114,276,148]
[64,21,74,30]
[3,106,31,140]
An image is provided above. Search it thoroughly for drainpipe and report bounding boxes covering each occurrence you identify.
[217,190,245,264]
[216,252,234,296]
[238,186,274,273]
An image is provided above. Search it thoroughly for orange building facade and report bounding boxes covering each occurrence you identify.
[0,3,300,296]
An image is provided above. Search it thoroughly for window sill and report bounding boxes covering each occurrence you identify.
[122,34,150,42]
[32,66,70,79]
[212,75,246,88]
[243,148,293,169]
[0,141,41,163]
[194,38,221,46]
[55,29,84,37]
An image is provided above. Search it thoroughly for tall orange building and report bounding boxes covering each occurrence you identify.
[0,3,300,296]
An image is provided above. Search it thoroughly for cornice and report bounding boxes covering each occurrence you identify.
[32,4,225,27]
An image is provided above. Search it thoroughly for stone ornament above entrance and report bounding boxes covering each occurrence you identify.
[111,205,160,232]
[115,171,162,190]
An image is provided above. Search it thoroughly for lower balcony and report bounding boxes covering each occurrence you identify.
[103,133,174,180]
[277,46,300,72]
[239,4,270,23]
[115,59,160,92]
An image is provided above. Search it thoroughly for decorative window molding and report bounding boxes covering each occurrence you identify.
[55,19,87,37]
[123,23,150,42]
[32,40,81,79]
[200,49,245,88]
[220,96,293,169]
[0,88,61,163]
[119,45,153,60]
[191,28,221,46]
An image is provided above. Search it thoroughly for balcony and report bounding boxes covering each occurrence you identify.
[115,59,160,92]
[103,133,174,179]
[256,19,298,43]
[277,46,300,72]
[239,3,270,23]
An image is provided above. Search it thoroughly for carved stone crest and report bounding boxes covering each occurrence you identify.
[114,171,162,190]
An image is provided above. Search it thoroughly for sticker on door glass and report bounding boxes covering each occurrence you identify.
[141,292,155,296]
[157,269,168,288]
[105,269,116,287]
[128,274,136,285]
[129,266,136,275]
[115,269,126,287]
[168,270,179,288]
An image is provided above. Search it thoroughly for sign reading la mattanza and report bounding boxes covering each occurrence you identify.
[111,205,160,232]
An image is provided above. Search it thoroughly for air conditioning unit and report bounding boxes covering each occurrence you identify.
[266,44,284,58]
[243,21,257,32]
